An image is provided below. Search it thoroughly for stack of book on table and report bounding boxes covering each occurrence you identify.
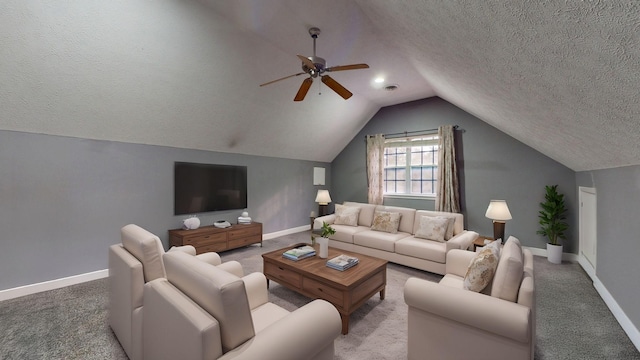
[326,254,359,271]
[283,245,316,261]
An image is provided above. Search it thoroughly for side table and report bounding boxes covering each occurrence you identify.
[473,235,496,252]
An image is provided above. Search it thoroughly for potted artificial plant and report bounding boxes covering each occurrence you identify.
[316,222,336,258]
[537,185,569,264]
[320,221,336,239]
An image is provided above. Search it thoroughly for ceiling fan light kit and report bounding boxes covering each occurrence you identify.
[260,27,369,101]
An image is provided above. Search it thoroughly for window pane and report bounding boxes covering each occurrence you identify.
[396,148,406,167]
[396,181,405,193]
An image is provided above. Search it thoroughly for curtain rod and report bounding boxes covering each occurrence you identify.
[365,125,459,140]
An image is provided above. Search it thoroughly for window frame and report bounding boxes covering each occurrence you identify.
[382,134,439,200]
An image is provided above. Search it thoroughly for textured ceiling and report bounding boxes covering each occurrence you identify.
[2,0,639,171]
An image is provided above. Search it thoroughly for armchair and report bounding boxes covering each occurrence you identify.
[404,237,535,360]
[109,224,243,360]
[142,251,342,360]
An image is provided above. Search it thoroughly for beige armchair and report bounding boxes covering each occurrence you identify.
[404,236,535,360]
[142,251,342,360]
[109,224,243,360]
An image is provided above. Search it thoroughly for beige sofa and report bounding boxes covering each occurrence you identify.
[314,201,479,275]
[109,224,243,360]
[404,236,535,360]
[142,251,342,360]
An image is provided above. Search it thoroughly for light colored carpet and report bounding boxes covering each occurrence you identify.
[0,230,638,359]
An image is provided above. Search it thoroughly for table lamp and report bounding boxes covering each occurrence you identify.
[315,189,332,216]
[485,200,512,243]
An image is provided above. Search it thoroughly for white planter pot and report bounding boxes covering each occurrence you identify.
[317,237,329,258]
[547,243,563,264]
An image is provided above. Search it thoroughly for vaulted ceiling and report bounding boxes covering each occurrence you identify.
[2,1,639,171]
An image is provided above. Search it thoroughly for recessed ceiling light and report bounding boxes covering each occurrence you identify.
[384,84,399,91]
[374,77,385,83]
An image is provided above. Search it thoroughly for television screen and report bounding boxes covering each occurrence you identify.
[174,162,248,215]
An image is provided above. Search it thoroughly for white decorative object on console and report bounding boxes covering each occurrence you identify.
[182,216,200,230]
[238,211,252,224]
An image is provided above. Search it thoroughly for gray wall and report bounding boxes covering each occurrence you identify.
[576,166,640,329]
[0,130,328,290]
[332,97,577,251]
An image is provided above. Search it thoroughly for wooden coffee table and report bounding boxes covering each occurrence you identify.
[262,243,387,334]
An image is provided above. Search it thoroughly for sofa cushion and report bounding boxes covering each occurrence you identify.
[121,224,165,282]
[353,230,410,252]
[490,237,524,302]
[414,216,449,242]
[331,224,369,243]
[463,246,499,292]
[370,211,402,234]
[395,237,448,263]
[413,210,463,236]
[334,204,361,226]
[378,206,417,234]
[163,251,255,353]
[344,201,378,227]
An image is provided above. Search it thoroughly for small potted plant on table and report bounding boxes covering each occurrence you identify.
[316,222,335,259]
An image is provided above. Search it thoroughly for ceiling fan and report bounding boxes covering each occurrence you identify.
[259,27,369,101]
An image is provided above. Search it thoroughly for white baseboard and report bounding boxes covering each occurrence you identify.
[523,246,579,262]
[593,276,640,352]
[262,225,310,240]
[0,269,109,302]
[0,226,311,302]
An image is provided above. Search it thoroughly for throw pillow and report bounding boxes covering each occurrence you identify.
[333,204,361,226]
[437,216,456,240]
[463,247,499,292]
[490,239,524,302]
[370,211,402,234]
[414,216,449,242]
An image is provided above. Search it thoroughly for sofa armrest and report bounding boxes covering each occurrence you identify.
[242,272,269,310]
[313,214,336,230]
[218,299,341,360]
[404,277,531,343]
[216,261,244,278]
[194,251,222,265]
[446,230,478,252]
[445,249,476,277]
[168,245,197,256]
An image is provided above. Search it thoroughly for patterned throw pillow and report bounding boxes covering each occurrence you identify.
[438,216,455,240]
[333,204,361,226]
[370,211,402,234]
[463,247,499,292]
[414,216,449,242]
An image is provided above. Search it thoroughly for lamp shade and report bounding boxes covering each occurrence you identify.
[315,190,332,205]
[485,200,512,221]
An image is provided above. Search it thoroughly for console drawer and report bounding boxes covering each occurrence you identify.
[264,262,301,287]
[302,277,344,307]
[185,233,227,246]
[198,243,228,254]
[228,234,261,249]
[229,225,261,240]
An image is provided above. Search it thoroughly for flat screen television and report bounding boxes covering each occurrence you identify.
[174,162,248,215]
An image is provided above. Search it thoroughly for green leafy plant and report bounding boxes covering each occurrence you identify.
[320,221,336,238]
[536,185,569,245]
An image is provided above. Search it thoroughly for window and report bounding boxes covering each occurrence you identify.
[383,135,438,197]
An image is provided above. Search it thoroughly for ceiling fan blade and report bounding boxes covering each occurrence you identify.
[321,75,353,100]
[297,54,317,71]
[294,78,313,101]
[326,63,370,72]
[259,72,306,87]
